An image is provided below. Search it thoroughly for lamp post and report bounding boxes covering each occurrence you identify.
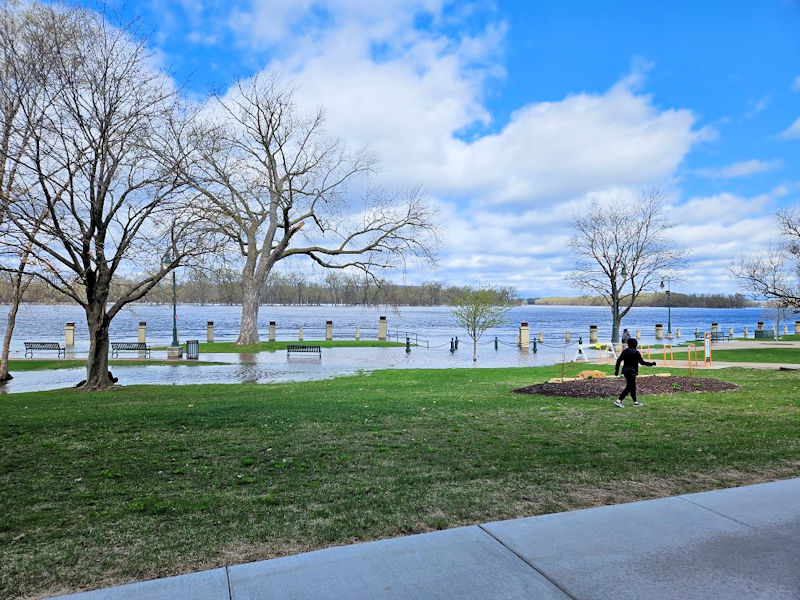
[163,250,179,349]
[660,278,672,338]
[611,265,628,343]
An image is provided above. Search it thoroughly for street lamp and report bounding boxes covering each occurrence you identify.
[611,265,628,343]
[163,250,179,348]
[660,278,672,338]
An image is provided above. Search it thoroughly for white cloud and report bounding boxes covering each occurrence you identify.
[697,159,783,179]
[782,117,800,139]
[793,76,800,92]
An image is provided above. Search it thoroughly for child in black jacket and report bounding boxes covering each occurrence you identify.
[614,338,656,407]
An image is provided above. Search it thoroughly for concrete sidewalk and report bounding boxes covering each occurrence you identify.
[51,478,800,600]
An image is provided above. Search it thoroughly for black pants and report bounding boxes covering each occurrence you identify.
[619,373,637,403]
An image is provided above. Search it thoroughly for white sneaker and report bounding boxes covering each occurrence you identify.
[614,399,624,408]
[632,400,644,407]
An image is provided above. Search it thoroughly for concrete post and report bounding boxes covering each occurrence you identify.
[757,321,764,331]
[795,321,800,335]
[729,327,734,338]
[137,321,146,344]
[694,327,699,338]
[519,322,530,349]
[565,331,571,342]
[711,323,719,334]
[326,320,333,341]
[65,322,75,347]
[538,331,543,343]
[378,316,387,341]
[298,326,304,341]
[743,326,748,337]
[675,328,681,339]
[635,329,641,340]
[269,321,276,342]
[655,324,663,340]
[206,321,214,343]
[783,325,788,335]
[589,325,598,344]
[355,326,361,340]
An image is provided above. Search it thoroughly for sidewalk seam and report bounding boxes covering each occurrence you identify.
[478,524,577,600]
[225,565,233,600]
[676,495,799,545]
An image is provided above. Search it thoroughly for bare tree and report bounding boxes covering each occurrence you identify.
[6,5,208,390]
[732,209,800,311]
[190,72,438,344]
[451,286,512,362]
[568,191,684,342]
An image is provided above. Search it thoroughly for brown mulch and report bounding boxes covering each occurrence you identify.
[512,376,740,398]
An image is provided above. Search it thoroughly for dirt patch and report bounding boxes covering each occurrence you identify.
[512,375,740,398]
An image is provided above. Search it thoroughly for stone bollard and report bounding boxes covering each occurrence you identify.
[784,325,788,335]
[695,327,700,338]
[655,324,663,340]
[326,320,333,341]
[589,325,598,344]
[519,322,530,349]
[65,322,75,347]
[269,321,276,342]
[355,326,361,340]
[711,323,719,334]
[138,321,146,344]
[538,331,543,343]
[729,327,734,338]
[757,321,764,331]
[676,328,681,339]
[207,321,214,343]
[795,321,800,335]
[743,326,748,338]
[565,331,571,342]
[378,316,387,341]
[298,326,304,341]
[636,329,641,340]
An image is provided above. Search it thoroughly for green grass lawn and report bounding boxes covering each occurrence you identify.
[661,347,800,364]
[155,340,406,353]
[2,364,799,597]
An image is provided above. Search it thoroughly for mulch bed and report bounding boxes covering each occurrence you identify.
[512,376,740,398]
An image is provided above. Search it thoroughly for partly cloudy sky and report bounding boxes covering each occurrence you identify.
[86,0,800,296]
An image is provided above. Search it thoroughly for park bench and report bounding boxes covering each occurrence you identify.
[110,342,151,358]
[694,332,730,343]
[24,341,65,358]
[286,344,322,357]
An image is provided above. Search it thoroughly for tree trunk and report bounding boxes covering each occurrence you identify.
[473,339,478,362]
[83,304,113,390]
[0,296,20,382]
[237,276,261,344]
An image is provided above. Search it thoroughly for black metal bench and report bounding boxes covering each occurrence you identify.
[286,344,321,357]
[110,342,151,358]
[24,341,65,358]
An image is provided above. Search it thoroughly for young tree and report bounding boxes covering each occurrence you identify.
[190,72,438,344]
[451,286,512,362]
[6,5,207,390]
[568,191,684,342]
[732,209,800,310]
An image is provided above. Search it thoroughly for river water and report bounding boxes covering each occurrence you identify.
[0,303,786,393]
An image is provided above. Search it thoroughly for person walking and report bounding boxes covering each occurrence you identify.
[621,328,631,344]
[614,338,655,407]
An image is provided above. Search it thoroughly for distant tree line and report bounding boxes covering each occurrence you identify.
[2,271,517,307]
[530,292,756,308]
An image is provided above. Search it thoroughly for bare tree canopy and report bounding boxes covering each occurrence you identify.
[732,208,800,310]
[451,286,512,362]
[3,2,209,389]
[190,72,438,344]
[568,190,684,342]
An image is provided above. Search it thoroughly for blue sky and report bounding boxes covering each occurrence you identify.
[82,0,800,296]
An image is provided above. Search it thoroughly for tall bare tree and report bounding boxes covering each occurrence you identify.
[732,209,800,310]
[190,72,438,344]
[6,4,207,390]
[568,191,684,342]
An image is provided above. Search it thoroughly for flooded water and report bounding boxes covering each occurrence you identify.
[0,303,782,393]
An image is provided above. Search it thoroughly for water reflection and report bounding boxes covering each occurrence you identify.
[1,344,566,394]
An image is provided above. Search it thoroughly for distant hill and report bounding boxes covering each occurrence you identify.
[529,293,756,309]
